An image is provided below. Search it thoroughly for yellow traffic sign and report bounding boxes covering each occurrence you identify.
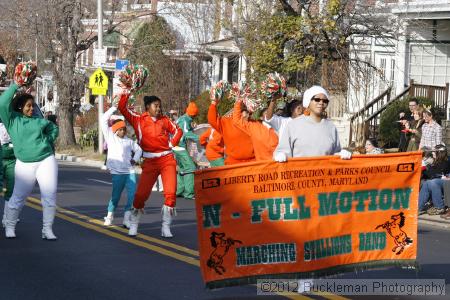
[89,68,109,95]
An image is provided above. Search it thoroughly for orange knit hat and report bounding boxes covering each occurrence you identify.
[186,102,198,117]
[112,120,126,133]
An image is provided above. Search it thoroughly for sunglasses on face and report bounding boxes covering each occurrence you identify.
[311,97,329,104]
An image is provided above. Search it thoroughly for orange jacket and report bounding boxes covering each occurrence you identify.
[232,100,278,161]
[199,128,224,161]
[208,103,255,165]
[118,94,182,153]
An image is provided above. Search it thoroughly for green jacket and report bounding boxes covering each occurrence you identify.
[176,114,199,149]
[0,84,59,162]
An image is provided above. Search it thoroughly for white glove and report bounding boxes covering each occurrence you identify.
[274,152,287,163]
[339,149,352,160]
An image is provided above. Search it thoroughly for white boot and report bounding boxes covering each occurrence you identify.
[123,210,131,229]
[42,206,57,240]
[161,205,175,238]
[4,205,19,239]
[128,208,142,236]
[103,212,114,226]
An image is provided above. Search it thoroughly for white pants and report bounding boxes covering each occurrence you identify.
[7,155,58,210]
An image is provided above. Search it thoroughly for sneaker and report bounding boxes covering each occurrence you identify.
[418,210,427,216]
[427,207,445,215]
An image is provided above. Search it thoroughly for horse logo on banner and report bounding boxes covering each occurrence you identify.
[207,232,242,275]
[375,212,413,255]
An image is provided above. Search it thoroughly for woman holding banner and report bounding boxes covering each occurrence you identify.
[274,86,351,161]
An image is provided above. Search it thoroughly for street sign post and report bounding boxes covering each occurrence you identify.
[93,48,107,67]
[115,59,129,71]
[89,68,109,96]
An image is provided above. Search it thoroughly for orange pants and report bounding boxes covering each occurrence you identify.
[133,154,177,209]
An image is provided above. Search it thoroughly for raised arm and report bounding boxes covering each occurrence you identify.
[265,100,276,121]
[118,93,140,128]
[207,102,223,133]
[101,106,117,140]
[0,83,18,126]
[231,100,251,134]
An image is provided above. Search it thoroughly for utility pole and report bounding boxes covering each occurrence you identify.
[97,0,104,154]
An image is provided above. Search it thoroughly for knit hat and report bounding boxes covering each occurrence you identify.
[112,120,126,133]
[303,86,329,109]
[186,102,198,117]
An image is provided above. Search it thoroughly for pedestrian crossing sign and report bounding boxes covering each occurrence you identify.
[89,68,109,95]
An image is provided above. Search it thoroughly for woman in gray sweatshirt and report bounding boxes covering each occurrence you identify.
[274,85,351,161]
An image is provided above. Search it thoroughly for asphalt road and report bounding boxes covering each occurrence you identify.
[0,162,449,300]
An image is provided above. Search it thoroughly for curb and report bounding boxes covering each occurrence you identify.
[418,215,450,229]
[55,153,104,168]
[55,153,142,174]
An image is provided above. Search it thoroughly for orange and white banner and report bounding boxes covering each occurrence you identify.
[194,152,422,288]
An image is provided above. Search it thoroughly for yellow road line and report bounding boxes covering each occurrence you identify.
[26,198,348,300]
[311,292,350,300]
[25,201,200,267]
[27,196,199,257]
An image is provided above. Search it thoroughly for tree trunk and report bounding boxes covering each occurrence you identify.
[56,101,76,147]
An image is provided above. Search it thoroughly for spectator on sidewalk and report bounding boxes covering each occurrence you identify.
[405,106,424,152]
[100,106,142,228]
[365,138,384,155]
[398,98,417,152]
[420,108,442,150]
[419,144,450,215]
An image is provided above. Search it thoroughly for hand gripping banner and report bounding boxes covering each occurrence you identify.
[194,152,422,288]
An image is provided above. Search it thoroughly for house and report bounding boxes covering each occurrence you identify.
[348,0,450,115]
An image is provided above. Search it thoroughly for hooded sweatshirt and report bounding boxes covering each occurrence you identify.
[101,107,142,174]
[232,100,278,161]
[0,84,58,162]
[208,103,255,164]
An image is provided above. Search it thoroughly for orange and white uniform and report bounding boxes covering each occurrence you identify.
[207,103,255,165]
[232,100,278,161]
[199,128,224,162]
[118,94,182,208]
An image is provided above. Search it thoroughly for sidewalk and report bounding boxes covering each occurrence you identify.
[55,153,142,174]
[418,214,450,229]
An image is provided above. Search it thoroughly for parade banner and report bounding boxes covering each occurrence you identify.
[194,152,422,288]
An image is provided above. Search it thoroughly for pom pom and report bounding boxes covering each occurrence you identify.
[118,64,149,93]
[209,80,231,103]
[261,72,287,100]
[241,81,263,113]
[14,62,37,87]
